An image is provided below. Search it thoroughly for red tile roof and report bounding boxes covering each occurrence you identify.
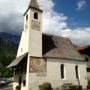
[76,45,90,51]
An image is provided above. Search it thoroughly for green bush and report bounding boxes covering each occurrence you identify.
[0,63,13,78]
[87,80,90,89]
[39,82,53,90]
[16,85,21,90]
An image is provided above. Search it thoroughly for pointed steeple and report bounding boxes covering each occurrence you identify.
[29,0,40,9]
[24,0,43,15]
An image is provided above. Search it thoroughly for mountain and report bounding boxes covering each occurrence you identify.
[0,32,20,47]
[0,32,20,66]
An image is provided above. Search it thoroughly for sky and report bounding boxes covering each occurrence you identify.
[0,0,90,46]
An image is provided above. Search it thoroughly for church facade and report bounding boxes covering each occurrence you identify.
[8,0,87,90]
[77,45,90,80]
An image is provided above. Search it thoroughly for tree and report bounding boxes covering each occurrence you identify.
[0,63,13,78]
[0,63,5,77]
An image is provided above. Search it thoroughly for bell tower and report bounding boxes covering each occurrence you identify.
[24,0,43,57]
[17,0,43,57]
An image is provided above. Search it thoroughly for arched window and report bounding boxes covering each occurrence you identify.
[34,12,38,19]
[61,64,64,79]
[75,65,79,79]
[26,14,28,21]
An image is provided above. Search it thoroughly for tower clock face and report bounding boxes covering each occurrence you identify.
[31,20,40,30]
[30,58,46,72]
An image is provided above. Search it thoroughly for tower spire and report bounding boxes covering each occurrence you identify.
[29,0,40,9]
[24,0,43,16]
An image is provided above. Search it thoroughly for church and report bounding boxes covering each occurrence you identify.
[76,45,90,80]
[8,0,87,90]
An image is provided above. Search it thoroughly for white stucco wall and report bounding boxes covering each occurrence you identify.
[16,10,30,57]
[28,58,87,90]
[28,9,42,57]
[16,31,29,57]
[80,54,90,80]
[17,9,42,58]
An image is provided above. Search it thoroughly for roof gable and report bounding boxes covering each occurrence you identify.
[42,34,84,61]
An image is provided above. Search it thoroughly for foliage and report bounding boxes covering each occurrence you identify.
[0,63,13,78]
[39,82,53,90]
[16,85,21,90]
[0,37,17,78]
[87,80,90,89]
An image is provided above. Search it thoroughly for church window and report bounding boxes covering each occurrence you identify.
[85,58,89,62]
[26,14,28,21]
[75,65,79,79]
[61,64,64,79]
[34,12,38,19]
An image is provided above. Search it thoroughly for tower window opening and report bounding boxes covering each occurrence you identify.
[26,14,28,21]
[34,12,38,19]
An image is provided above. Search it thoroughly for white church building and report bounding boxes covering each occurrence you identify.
[8,0,87,90]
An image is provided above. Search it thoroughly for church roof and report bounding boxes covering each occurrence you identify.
[24,0,43,16]
[7,52,28,68]
[29,0,40,9]
[42,34,84,61]
[76,45,90,51]
[8,34,84,68]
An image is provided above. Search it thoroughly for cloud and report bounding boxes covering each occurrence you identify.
[0,0,68,35]
[0,0,90,46]
[0,0,26,34]
[38,0,90,46]
[62,28,90,46]
[38,0,68,35]
[77,0,86,10]
[0,13,23,34]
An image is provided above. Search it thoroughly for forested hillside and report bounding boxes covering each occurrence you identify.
[0,37,17,66]
[0,32,19,77]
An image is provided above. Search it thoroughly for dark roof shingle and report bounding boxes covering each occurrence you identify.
[29,0,40,9]
[7,52,28,68]
[42,34,84,61]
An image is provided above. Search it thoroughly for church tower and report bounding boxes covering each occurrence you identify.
[8,1,88,90]
[17,0,43,57]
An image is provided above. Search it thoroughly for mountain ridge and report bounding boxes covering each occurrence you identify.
[0,32,20,47]
[0,32,19,66]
